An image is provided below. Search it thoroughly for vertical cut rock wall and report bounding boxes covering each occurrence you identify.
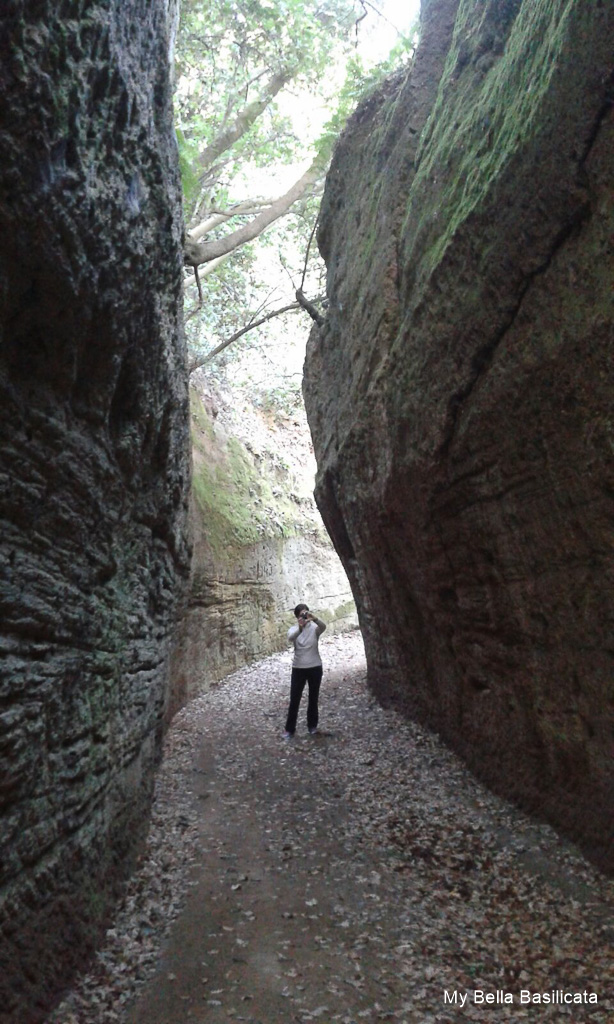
[305,0,614,871]
[0,1,190,1019]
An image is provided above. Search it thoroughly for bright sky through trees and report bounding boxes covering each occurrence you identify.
[368,0,421,60]
[266,0,421,191]
[179,0,422,393]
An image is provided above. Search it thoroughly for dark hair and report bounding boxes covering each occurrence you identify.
[294,603,309,618]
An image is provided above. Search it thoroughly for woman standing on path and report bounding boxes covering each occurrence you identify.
[284,603,327,738]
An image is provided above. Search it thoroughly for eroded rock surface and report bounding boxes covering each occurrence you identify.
[172,380,356,707]
[0,2,190,1019]
[305,0,614,871]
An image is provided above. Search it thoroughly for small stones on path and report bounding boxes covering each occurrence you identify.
[47,632,614,1023]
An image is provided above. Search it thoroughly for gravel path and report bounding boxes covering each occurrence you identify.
[49,632,613,1023]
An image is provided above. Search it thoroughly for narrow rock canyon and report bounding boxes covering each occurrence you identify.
[1,0,613,1019]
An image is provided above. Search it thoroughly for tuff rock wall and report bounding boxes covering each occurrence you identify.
[305,0,614,871]
[0,2,190,1020]
[172,384,356,709]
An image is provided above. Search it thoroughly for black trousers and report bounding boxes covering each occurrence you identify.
[285,665,323,734]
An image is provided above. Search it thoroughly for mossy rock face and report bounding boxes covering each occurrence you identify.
[0,0,190,1016]
[305,0,614,873]
[173,389,357,698]
[190,391,304,558]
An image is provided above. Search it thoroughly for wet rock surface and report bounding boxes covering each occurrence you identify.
[48,634,613,1023]
[0,1,189,1019]
[304,0,614,869]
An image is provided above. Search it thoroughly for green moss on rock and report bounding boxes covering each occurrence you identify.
[404,0,591,279]
[190,391,304,557]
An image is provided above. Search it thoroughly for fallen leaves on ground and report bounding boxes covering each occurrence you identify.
[47,632,613,1023]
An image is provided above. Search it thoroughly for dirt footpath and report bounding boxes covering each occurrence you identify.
[50,633,613,1024]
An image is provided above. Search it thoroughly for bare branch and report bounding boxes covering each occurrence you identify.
[194,265,203,303]
[184,301,203,324]
[188,301,301,374]
[300,214,319,292]
[183,265,205,324]
[295,288,324,326]
[189,198,276,242]
[183,252,234,299]
[199,252,233,279]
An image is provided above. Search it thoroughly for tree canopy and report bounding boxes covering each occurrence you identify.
[175,0,417,376]
[179,3,354,236]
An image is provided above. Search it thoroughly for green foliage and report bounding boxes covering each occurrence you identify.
[187,244,259,352]
[177,0,421,381]
[176,0,358,217]
[176,128,202,205]
[253,378,304,418]
[316,30,418,157]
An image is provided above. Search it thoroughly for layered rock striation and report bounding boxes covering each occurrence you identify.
[0,1,190,1019]
[305,0,614,871]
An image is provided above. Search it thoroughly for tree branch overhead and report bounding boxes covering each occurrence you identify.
[185,156,325,267]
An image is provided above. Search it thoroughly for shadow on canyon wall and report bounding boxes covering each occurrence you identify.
[1,1,612,1021]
